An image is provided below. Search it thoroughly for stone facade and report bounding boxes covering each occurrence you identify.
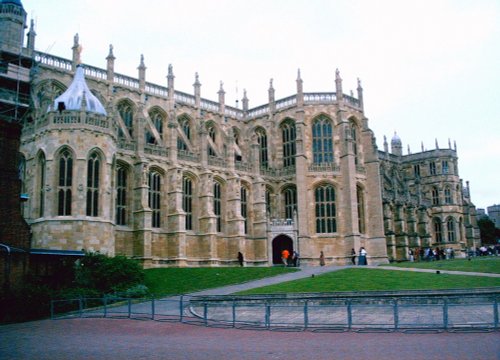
[4,1,480,268]
[379,135,480,261]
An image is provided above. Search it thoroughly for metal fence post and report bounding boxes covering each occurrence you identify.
[180,295,184,323]
[151,297,155,320]
[127,298,132,318]
[203,302,208,326]
[494,298,498,330]
[304,301,309,329]
[265,303,270,329]
[347,299,352,330]
[393,299,399,330]
[443,298,448,330]
[232,299,236,328]
[104,296,107,318]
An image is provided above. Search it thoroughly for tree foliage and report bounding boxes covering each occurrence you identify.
[75,252,145,294]
[477,217,497,244]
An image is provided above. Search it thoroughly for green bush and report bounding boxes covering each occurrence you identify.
[75,252,145,294]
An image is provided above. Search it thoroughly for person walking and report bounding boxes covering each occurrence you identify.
[350,248,356,265]
[237,251,244,267]
[281,249,290,266]
[319,251,325,266]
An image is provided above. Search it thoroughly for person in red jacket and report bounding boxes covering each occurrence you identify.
[281,249,290,266]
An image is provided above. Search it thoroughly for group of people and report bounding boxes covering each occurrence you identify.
[281,249,300,267]
[408,247,455,262]
[320,247,368,266]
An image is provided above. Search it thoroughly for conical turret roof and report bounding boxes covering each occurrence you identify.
[52,65,107,115]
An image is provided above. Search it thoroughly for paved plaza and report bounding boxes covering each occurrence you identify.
[1,264,499,359]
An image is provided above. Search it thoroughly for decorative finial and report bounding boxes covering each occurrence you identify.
[335,68,341,79]
[421,142,424,152]
[435,138,439,149]
[269,78,274,89]
[297,68,301,80]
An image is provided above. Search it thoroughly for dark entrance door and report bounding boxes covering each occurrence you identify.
[272,235,293,265]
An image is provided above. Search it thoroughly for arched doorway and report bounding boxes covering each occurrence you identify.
[272,235,293,265]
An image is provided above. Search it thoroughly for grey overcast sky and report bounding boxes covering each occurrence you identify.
[22,0,500,210]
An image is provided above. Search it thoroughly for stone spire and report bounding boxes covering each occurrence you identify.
[167,64,175,99]
[218,81,225,113]
[335,68,343,101]
[242,89,249,112]
[72,33,82,71]
[138,54,146,91]
[193,72,201,107]
[106,44,115,81]
[296,69,304,106]
[357,77,364,110]
[26,18,36,53]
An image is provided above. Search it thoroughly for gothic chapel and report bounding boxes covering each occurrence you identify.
[4,0,479,268]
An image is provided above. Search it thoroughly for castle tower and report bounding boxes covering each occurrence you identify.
[0,0,27,54]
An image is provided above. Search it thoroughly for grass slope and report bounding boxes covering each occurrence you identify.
[383,257,500,274]
[144,267,297,295]
[237,268,500,295]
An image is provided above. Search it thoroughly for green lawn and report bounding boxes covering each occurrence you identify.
[236,268,500,295]
[383,257,500,274]
[144,267,297,295]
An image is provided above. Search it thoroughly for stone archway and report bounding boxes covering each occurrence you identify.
[272,235,293,265]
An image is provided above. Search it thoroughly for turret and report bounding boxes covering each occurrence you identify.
[0,0,27,54]
[391,132,402,157]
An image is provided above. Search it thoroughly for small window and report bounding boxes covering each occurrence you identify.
[429,162,436,176]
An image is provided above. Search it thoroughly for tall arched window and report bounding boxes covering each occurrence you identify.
[38,152,46,217]
[86,152,100,217]
[241,186,248,234]
[148,171,161,228]
[151,111,163,137]
[265,187,272,217]
[433,218,442,243]
[118,103,134,137]
[444,186,452,204]
[177,116,190,151]
[357,185,365,234]
[214,181,222,232]
[183,176,193,230]
[312,116,333,164]
[315,184,336,233]
[281,120,296,168]
[431,187,439,205]
[283,186,297,220]
[256,128,268,168]
[208,126,217,156]
[116,165,128,225]
[58,149,73,216]
[350,120,359,165]
[447,218,455,242]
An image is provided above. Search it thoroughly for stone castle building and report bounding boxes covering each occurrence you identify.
[2,0,480,268]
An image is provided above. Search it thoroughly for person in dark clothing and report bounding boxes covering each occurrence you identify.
[237,252,244,267]
[351,248,356,265]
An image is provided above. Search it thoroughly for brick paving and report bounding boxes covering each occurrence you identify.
[2,264,499,359]
[1,318,499,360]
